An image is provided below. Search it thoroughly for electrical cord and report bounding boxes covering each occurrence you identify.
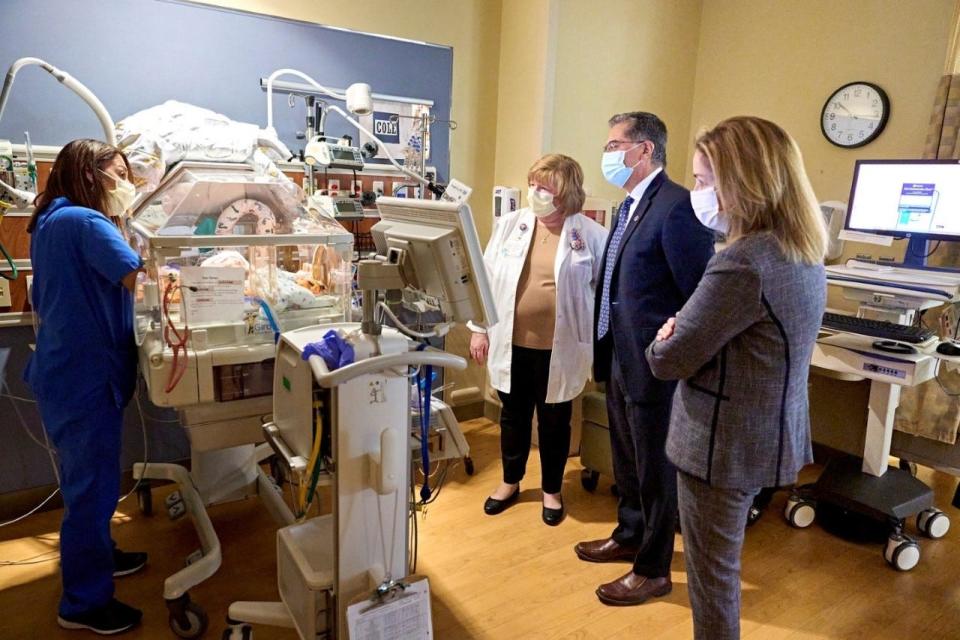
[161,275,189,393]
[0,550,60,566]
[1,389,56,454]
[0,490,60,529]
[908,240,942,259]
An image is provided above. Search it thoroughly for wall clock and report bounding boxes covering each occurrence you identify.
[821,82,889,148]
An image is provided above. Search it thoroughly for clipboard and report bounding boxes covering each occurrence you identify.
[346,575,432,640]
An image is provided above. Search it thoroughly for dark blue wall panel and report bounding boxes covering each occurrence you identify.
[0,0,452,179]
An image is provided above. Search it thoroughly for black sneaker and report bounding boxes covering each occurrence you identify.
[57,598,143,635]
[113,549,148,577]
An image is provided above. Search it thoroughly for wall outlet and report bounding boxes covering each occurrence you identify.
[0,278,11,307]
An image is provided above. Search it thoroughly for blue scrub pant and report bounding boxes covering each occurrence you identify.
[39,397,123,617]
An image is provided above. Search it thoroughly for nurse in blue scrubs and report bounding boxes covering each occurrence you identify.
[25,139,146,635]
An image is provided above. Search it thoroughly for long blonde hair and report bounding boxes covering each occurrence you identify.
[695,116,827,264]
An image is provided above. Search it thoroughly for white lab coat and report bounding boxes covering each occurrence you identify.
[469,208,608,403]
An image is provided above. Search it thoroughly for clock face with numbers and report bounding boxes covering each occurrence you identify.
[821,82,889,148]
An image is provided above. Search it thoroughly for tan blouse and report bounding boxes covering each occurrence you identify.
[512,222,561,349]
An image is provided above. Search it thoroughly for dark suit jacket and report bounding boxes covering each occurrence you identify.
[593,171,715,404]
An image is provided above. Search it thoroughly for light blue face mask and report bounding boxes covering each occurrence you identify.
[601,143,642,189]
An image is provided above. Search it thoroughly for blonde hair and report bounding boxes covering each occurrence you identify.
[527,153,586,216]
[695,116,827,264]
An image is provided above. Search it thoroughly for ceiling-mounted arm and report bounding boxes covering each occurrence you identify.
[264,67,434,192]
[0,57,116,145]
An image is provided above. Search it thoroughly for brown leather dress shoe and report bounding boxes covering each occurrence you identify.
[574,537,640,563]
[596,570,672,606]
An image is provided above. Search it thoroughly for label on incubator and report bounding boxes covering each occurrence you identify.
[180,267,245,325]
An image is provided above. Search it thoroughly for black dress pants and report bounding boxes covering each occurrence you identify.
[497,346,572,494]
[607,351,677,578]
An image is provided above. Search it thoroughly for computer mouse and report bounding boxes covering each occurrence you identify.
[872,340,916,354]
[936,341,960,357]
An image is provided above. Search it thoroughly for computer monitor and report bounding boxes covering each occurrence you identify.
[845,159,960,241]
[371,196,498,326]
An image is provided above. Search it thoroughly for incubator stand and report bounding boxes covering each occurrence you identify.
[126,161,354,638]
[791,262,960,571]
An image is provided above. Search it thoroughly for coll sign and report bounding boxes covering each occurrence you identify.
[372,112,400,144]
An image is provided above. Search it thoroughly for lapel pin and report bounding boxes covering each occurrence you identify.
[519,223,528,232]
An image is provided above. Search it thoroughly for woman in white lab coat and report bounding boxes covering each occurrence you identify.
[469,154,607,525]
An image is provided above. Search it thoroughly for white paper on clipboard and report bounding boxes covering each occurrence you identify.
[179,267,245,325]
[346,578,432,640]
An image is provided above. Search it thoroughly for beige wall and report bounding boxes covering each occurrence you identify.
[492,0,555,194]
[688,0,956,204]
[550,0,704,201]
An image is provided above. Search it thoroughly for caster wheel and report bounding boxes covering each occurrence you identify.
[917,508,950,539]
[898,459,918,477]
[222,623,253,640]
[581,469,600,492]
[784,495,816,528]
[136,483,153,516]
[884,534,920,571]
[168,596,208,639]
[464,457,475,476]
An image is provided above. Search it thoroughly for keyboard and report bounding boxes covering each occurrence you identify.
[821,312,935,344]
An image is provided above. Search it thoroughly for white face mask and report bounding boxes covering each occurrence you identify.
[527,186,557,218]
[690,187,729,234]
[99,169,137,217]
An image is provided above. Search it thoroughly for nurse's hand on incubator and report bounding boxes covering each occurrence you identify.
[656,317,676,342]
[469,331,489,365]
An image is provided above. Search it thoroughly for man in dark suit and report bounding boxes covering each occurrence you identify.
[575,112,715,606]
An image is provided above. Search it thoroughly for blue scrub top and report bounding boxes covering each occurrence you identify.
[25,197,143,410]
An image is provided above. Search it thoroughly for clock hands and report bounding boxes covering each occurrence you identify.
[836,103,858,120]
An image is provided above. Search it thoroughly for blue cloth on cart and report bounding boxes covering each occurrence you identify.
[301,330,355,370]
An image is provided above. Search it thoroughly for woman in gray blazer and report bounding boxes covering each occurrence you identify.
[646,116,827,640]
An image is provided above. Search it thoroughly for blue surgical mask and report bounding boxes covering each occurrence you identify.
[601,144,641,189]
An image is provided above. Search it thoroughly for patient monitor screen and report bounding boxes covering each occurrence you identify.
[846,160,960,239]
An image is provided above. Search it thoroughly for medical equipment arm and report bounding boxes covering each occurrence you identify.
[0,57,116,145]
[263,68,433,190]
[307,349,465,388]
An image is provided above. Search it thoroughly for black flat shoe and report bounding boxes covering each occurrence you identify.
[484,486,520,515]
[542,498,565,526]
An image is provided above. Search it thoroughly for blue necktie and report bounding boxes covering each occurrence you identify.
[597,196,634,339]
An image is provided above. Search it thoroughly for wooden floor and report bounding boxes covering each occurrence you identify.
[1,418,959,639]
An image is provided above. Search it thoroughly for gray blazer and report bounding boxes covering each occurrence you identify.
[646,232,826,489]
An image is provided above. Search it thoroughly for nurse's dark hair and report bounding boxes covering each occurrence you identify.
[28,139,130,233]
[608,111,667,166]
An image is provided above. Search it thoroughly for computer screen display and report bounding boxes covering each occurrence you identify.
[845,159,960,240]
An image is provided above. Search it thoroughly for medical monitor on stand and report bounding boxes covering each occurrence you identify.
[845,159,960,268]
[371,196,498,327]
